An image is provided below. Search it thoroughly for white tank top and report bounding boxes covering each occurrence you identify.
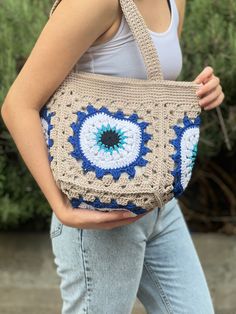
[75,0,182,81]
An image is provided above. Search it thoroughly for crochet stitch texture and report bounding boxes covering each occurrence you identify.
[39,0,202,215]
[68,104,152,180]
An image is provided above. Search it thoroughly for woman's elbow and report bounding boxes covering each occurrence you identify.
[1,95,12,122]
[1,94,32,128]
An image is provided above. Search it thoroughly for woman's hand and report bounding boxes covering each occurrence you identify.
[194,66,225,110]
[54,194,147,230]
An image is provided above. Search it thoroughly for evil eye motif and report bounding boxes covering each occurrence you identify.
[68,104,152,180]
[170,115,201,197]
[39,106,55,162]
[70,196,148,215]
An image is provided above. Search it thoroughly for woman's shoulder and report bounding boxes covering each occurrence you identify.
[48,0,120,46]
[50,0,119,26]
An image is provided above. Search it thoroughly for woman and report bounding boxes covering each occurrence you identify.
[1,0,224,313]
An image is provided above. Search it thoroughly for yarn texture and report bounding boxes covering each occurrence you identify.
[39,0,202,215]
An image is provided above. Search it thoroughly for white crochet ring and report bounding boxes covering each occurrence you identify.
[68,104,152,180]
[39,106,55,162]
[170,115,201,196]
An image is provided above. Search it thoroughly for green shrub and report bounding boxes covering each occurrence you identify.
[0,0,235,230]
[180,0,236,157]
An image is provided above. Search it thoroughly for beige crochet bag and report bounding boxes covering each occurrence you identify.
[40,0,202,215]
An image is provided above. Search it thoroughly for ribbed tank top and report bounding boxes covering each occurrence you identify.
[75,0,182,81]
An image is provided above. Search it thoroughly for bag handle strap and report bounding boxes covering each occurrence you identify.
[119,0,163,81]
[49,0,163,81]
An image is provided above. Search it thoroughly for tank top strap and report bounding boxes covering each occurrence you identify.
[169,0,179,30]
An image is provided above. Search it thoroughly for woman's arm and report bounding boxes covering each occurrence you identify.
[0,0,119,216]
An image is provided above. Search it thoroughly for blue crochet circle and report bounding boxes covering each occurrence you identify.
[68,104,152,180]
[170,115,201,197]
[39,106,55,162]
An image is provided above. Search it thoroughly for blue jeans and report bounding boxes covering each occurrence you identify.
[50,197,215,314]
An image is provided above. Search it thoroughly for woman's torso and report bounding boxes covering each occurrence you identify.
[75,0,183,81]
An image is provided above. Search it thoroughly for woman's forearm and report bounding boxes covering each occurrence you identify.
[1,105,66,215]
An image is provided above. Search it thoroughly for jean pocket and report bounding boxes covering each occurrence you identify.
[50,212,63,239]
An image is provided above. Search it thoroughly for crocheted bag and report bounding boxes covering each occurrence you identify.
[39,0,202,215]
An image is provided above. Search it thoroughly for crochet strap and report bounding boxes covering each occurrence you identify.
[49,0,163,81]
[119,0,163,80]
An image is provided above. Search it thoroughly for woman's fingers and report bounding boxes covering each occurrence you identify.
[59,196,148,229]
[93,209,138,223]
[70,208,139,226]
[204,92,225,111]
[70,209,146,229]
[198,85,222,107]
[194,66,214,84]
[193,66,224,111]
[196,76,220,97]
[92,213,147,230]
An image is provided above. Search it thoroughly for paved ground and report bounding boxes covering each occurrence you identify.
[0,232,236,314]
